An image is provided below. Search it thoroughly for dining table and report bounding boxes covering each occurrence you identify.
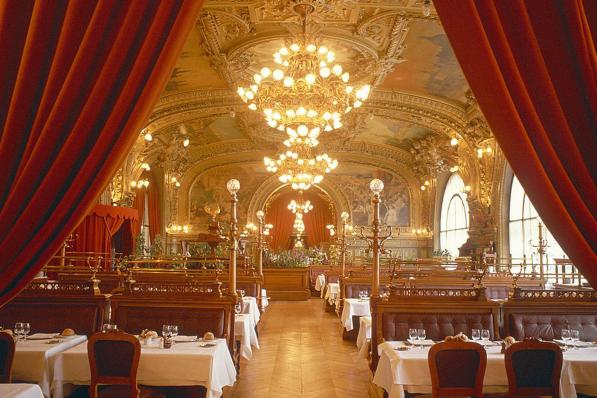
[340,298,371,331]
[324,282,340,306]
[373,340,597,398]
[0,384,44,398]
[234,313,260,360]
[242,296,261,326]
[12,333,87,397]
[52,337,237,398]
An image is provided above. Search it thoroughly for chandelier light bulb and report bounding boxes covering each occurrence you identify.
[273,69,284,80]
[320,67,331,78]
[183,138,190,147]
[144,132,153,141]
[450,137,459,146]
[341,211,349,221]
[283,76,294,87]
[290,43,300,52]
[261,67,271,77]
[305,74,316,84]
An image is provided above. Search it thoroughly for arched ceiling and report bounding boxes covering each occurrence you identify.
[137,0,496,227]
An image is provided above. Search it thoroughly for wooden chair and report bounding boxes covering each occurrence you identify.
[0,331,15,383]
[428,341,486,398]
[504,340,563,398]
[88,332,142,398]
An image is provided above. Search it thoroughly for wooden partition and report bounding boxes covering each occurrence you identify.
[263,267,310,300]
[0,279,108,335]
[370,287,500,370]
[111,282,237,354]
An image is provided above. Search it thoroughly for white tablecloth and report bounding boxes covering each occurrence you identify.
[340,298,371,331]
[234,314,260,360]
[356,316,371,359]
[315,274,326,297]
[373,341,597,398]
[13,333,87,397]
[261,288,269,309]
[324,282,340,305]
[52,338,237,398]
[242,296,260,326]
[0,384,44,398]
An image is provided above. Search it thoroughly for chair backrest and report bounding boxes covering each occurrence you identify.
[428,341,486,398]
[88,332,140,398]
[0,332,15,383]
[504,340,563,397]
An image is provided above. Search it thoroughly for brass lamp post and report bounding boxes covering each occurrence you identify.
[340,211,350,279]
[359,179,393,297]
[227,179,240,296]
[256,210,266,278]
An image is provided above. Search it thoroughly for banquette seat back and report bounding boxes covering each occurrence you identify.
[110,282,236,351]
[0,280,108,335]
[503,300,597,342]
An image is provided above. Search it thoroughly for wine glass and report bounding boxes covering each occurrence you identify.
[408,328,418,348]
[481,329,490,344]
[170,325,179,342]
[561,329,570,348]
[570,329,580,349]
[471,329,480,342]
[417,329,426,349]
[363,290,369,299]
[235,302,242,315]
[239,289,246,298]
[162,325,172,339]
[22,323,30,341]
[14,322,24,342]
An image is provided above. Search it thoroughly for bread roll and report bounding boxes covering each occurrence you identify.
[61,328,75,336]
[203,332,215,341]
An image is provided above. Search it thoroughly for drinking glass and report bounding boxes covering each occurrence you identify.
[471,329,480,341]
[14,322,24,342]
[561,329,570,348]
[570,329,580,349]
[22,323,30,340]
[481,329,490,343]
[235,302,242,315]
[239,289,246,298]
[417,329,426,349]
[408,328,417,347]
[162,325,172,339]
[363,290,369,299]
[358,291,364,300]
[170,325,179,341]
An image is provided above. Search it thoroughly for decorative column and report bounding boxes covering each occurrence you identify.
[227,179,240,296]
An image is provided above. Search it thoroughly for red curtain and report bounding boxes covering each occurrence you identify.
[0,0,204,305]
[71,205,138,260]
[434,0,597,286]
[268,191,334,249]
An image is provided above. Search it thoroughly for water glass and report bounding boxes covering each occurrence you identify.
[471,329,480,341]
[570,329,580,348]
[14,322,24,341]
[162,325,172,339]
[417,329,426,349]
[170,325,179,339]
[481,329,490,342]
[235,302,242,315]
[239,289,246,298]
[408,328,418,347]
[362,290,369,299]
[561,329,570,347]
[22,323,30,340]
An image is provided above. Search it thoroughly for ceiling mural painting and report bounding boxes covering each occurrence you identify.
[124,0,498,239]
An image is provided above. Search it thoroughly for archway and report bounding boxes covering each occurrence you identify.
[264,187,336,250]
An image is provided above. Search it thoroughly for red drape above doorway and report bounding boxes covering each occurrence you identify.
[71,205,139,261]
[434,0,597,286]
[0,0,204,306]
[268,191,334,250]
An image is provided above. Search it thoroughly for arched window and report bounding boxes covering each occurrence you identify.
[440,173,469,257]
[508,176,566,263]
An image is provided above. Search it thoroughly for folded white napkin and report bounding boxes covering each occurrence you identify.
[28,333,59,339]
[174,335,197,342]
[407,339,434,346]
[554,339,594,348]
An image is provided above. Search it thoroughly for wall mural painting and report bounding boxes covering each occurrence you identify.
[332,165,410,227]
[189,163,269,232]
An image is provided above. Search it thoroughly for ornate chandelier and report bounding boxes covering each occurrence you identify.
[293,212,306,233]
[288,198,313,214]
[264,143,338,191]
[236,38,371,144]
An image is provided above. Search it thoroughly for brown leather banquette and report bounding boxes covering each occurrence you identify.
[370,288,500,369]
[110,282,236,351]
[0,280,108,335]
[504,298,597,342]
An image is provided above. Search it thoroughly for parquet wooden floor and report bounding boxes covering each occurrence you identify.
[228,299,372,398]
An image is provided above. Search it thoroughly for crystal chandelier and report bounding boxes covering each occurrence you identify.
[293,213,306,232]
[263,143,338,191]
[237,42,371,142]
[288,198,313,214]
